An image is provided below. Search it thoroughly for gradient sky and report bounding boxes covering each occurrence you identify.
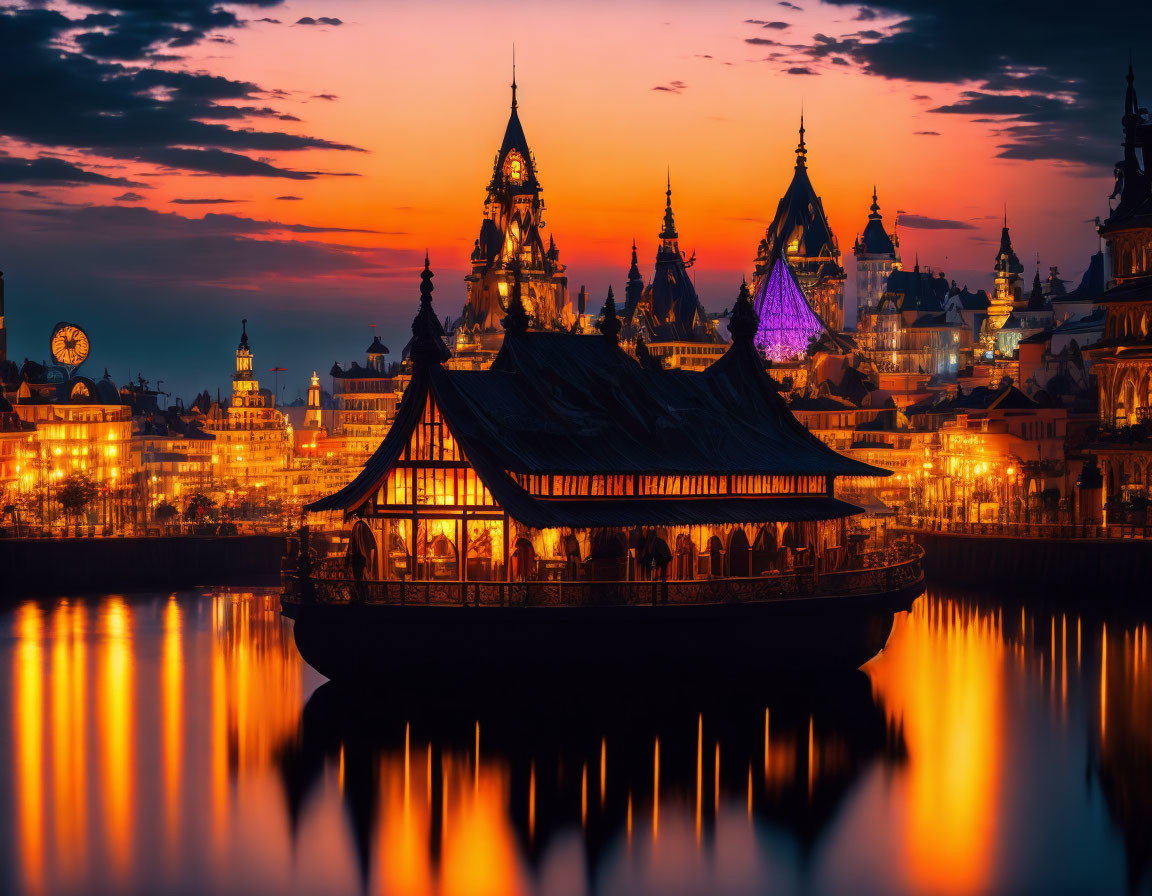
[0,0,1143,401]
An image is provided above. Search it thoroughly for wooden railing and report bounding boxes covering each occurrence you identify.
[894,514,1152,541]
[284,545,924,608]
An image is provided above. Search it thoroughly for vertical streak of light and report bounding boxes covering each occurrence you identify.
[600,737,606,808]
[404,722,410,812]
[581,763,588,829]
[474,721,480,797]
[100,597,133,881]
[14,603,44,896]
[162,598,183,858]
[626,791,632,850]
[1101,623,1108,742]
[211,598,227,851]
[653,738,660,840]
[1061,613,1068,713]
[807,715,815,801]
[1077,617,1082,667]
[528,762,535,845]
[69,603,88,881]
[338,744,345,793]
[747,764,753,819]
[427,743,432,811]
[51,604,75,881]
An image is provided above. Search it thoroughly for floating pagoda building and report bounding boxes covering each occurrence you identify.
[307,256,894,585]
[293,258,923,680]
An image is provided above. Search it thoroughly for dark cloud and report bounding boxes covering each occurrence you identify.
[171,198,246,205]
[913,130,941,135]
[746,19,791,29]
[803,0,1152,164]
[276,195,303,200]
[898,214,977,230]
[0,6,362,182]
[114,191,145,201]
[779,1,802,8]
[311,93,338,101]
[911,94,931,101]
[745,38,780,46]
[256,17,281,24]
[652,80,687,93]
[295,16,343,26]
[831,57,850,65]
[0,155,144,187]
[785,66,819,76]
[855,7,878,19]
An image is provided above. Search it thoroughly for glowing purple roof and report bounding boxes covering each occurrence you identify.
[752,255,826,361]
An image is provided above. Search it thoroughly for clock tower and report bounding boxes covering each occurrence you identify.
[457,67,570,347]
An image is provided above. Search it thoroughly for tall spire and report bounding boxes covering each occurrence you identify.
[660,170,677,241]
[869,185,880,219]
[597,286,621,346]
[795,111,807,169]
[511,45,517,109]
[239,318,249,350]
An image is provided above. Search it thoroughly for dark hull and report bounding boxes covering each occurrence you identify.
[287,575,925,687]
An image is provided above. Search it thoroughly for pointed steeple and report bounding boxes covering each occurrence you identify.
[660,170,677,242]
[239,318,249,350]
[795,112,807,169]
[597,286,621,346]
[409,253,451,366]
[625,238,645,316]
[869,185,880,219]
[995,215,1023,273]
[1027,261,1046,311]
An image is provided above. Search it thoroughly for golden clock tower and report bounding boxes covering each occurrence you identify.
[456,68,570,354]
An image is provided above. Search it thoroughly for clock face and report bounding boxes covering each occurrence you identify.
[51,323,90,368]
[503,150,526,184]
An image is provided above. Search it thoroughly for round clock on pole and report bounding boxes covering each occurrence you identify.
[50,321,90,373]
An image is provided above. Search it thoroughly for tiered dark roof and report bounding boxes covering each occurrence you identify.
[995,221,1024,275]
[627,180,718,343]
[856,187,897,257]
[309,266,885,524]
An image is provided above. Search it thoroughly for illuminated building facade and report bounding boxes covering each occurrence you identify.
[331,335,404,461]
[14,363,136,531]
[986,217,1025,332]
[307,259,884,584]
[202,320,291,491]
[752,118,846,332]
[453,72,571,365]
[852,187,901,318]
[1089,64,1152,509]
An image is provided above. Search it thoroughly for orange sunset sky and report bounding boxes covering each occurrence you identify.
[0,0,1137,398]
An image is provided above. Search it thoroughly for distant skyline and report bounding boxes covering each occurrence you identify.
[0,0,1142,399]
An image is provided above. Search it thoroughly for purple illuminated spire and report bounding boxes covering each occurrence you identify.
[752,253,826,361]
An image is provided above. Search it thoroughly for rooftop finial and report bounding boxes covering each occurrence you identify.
[660,170,677,241]
[511,45,517,110]
[597,286,622,346]
[796,109,807,169]
[409,254,451,366]
[239,318,249,350]
[869,184,880,218]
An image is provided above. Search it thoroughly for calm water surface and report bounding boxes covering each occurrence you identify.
[0,588,1148,896]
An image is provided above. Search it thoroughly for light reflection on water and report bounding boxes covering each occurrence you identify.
[0,589,1146,896]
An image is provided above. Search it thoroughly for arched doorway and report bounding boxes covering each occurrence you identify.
[511,536,536,582]
[708,535,724,578]
[728,528,750,578]
[752,525,777,574]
